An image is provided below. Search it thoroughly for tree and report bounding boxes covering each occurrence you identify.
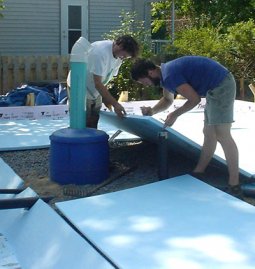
[180,0,255,29]
[151,1,171,39]
[164,19,255,100]
[172,25,229,63]
[151,0,192,40]
[151,0,255,37]
[225,19,255,99]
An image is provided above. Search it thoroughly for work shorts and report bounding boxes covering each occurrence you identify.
[205,73,236,125]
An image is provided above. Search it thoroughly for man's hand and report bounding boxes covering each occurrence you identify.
[103,98,112,111]
[162,84,200,128]
[114,103,126,117]
[163,112,177,128]
[141,106,153,116]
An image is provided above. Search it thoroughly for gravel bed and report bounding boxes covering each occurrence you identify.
[0,141,161,203]
[1,140,255,206]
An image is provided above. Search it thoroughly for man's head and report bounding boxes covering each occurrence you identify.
[131,59,161,86]
[113,35,139,59]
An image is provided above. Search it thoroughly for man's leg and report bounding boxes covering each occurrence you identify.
[86,115,99,129]
[194,73,241,195]
[194,122,239,187]
[193,124,217,173]
[215,123,239,186]
[86,97,102,129]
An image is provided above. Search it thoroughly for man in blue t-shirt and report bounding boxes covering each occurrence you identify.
[131,56,240,197]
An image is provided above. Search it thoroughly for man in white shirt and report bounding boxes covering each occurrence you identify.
[68,35,139,128]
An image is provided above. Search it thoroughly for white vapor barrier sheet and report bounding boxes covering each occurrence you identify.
[0,105,139,151]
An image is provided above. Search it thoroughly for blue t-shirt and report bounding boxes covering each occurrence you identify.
[161,56,229,96]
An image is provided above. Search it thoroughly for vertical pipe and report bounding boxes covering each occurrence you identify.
[171,0,175,44]
[158,130,169,180]
[69,37,90,129]
[70,62,86,129]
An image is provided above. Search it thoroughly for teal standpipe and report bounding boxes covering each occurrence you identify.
[69,37,90,129]
[49,37,110,185]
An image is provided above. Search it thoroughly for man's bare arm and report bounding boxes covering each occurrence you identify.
[172,83,201,117]
[141,89,174,116]
[163,83,201,127]
[93,75,126,117]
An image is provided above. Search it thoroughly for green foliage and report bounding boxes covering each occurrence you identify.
[165,19,255,84]
[103,11,158,100]
[104,3,255,101]
[181,0,255,29]
[172,25,229,63]
[151,0,255,37]
[225,19,255,80]
[151,1,171,39]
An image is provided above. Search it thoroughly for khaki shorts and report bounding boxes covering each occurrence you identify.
[205,73,236,125]
[86,95,102,117]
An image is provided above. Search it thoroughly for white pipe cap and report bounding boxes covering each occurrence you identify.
[70,37,91,63]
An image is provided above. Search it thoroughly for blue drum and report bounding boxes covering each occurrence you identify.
[50,128,109,185]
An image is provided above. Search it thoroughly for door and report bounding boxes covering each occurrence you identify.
[61,0,88,55]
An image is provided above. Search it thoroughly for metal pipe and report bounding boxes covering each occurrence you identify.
[157,130,169,180]
[171,0,175,43]
[0,188,25,194]
[0,197,53,210]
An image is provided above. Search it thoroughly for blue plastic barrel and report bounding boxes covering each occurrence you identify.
[50,128,109,185]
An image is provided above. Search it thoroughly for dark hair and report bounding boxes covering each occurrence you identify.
[115,35,139,58]
[130,59,157,81]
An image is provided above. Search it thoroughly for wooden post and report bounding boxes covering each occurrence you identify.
[239,77,245,100]
[249,83,255,102]
[118,91,128,102]
[2,56,9,92]
[25,93,35,106]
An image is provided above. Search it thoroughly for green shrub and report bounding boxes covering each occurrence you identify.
[225,19,255,81]
[164,20,255,92]
[171,26,229,63]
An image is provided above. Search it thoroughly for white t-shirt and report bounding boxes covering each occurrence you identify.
[86,40,122,99]
[67,40,122,100]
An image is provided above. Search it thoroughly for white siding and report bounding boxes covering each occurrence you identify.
[88,0,134,42]
[0,0,60,55]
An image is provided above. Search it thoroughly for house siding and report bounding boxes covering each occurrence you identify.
[88,0,134,42]
[0,0,148,55]
[0,0,60,55]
